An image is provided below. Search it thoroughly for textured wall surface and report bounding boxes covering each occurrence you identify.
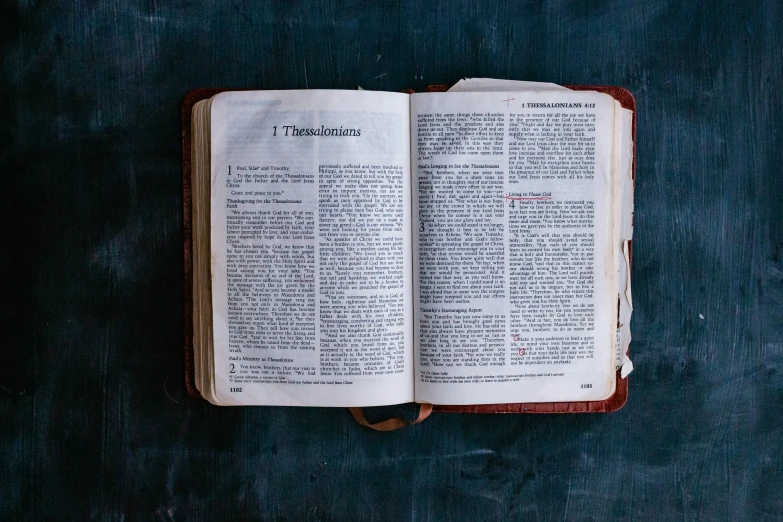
[2,1,782,520]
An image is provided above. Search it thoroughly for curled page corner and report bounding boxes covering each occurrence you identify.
[447,78,571,92]
[620,355,634,379]
[623,241,633,307]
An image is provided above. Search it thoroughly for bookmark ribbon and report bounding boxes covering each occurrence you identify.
[349,403,433,431]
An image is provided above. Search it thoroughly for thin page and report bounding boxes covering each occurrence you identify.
[411,91,618,405]
[210,90,413,406]
[448,78,571,92]
[447,78,635,371]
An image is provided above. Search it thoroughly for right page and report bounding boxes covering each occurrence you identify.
[411,91,619,405]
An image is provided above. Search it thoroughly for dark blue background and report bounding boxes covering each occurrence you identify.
[2,1,782,520]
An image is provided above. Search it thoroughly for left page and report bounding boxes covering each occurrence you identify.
[209,90,413,406]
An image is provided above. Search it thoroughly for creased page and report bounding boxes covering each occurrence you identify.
[447,79,634,373]
[448,78,571,92]
[210,90,412,406]
[615,107,634,372]
[411,91,617,405]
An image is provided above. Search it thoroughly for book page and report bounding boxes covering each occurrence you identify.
[448,78,571,93]
[449,79,635,372]
[411,91,619,405]
[209,90,412,406]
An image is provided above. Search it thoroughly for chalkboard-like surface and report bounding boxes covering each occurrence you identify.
[2,1,781,520]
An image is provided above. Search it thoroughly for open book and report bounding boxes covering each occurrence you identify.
[186,79,634,409]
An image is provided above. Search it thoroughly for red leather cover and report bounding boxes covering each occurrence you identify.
[181,84,636,411]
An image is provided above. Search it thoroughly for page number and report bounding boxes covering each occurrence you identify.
[581,383,593,389]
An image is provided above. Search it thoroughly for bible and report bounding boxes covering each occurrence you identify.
[183,79,635,412]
